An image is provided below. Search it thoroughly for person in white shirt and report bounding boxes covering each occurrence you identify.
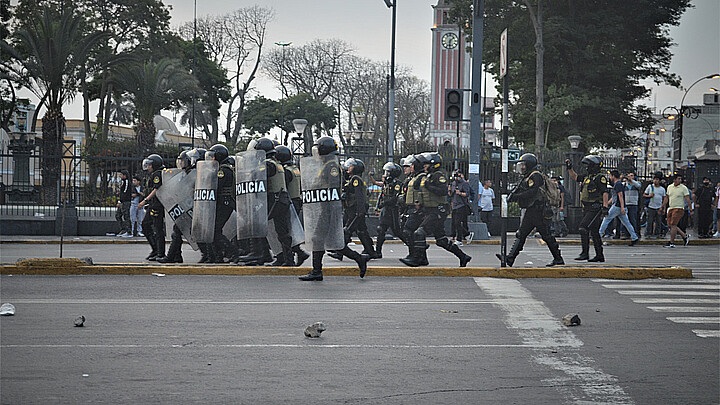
[479,180,495,235]
[643,175,666,238]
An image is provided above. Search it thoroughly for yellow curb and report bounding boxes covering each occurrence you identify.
[538,238,720,245]
[0,262,692,279]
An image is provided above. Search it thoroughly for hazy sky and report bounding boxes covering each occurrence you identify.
[19,0,720,127]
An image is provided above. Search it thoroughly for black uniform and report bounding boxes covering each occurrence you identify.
[330,173,377,259]
[282,162,309,265]
[576,173,609,260]
[161,168,192,263]
[402,170,471,267]
[375,177,405,256]
[505,171,563,266]
[401,172,426,263]
[212,163,238,262]
[142,169,165,259]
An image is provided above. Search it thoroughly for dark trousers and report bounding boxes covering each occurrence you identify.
[376,206,403,253]
[579,204,603,257]
[116,201,131,234]
[402,208,424,253]
[269,201,293,256]
[342,211,375,255]
[451,206,470,241]
[698,207,713,236]
[167,224,184,258]
[646,207,662,236]
[212,201,237,260]
[142,206,165,256]
[509,204,561,260]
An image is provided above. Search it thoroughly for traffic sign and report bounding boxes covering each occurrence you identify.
[499,28,508,78]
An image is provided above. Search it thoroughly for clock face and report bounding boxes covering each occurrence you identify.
[442,33,458,49]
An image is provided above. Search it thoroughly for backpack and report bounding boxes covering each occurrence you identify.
[530,171,561,207]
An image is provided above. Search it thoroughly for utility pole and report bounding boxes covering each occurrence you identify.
[383,0,397,161]
[275,42,292,145]
[191,0,196,148]
[499,28,509,267]
[469,0,485,218]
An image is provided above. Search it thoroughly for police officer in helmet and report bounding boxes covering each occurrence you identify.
[273,144,310,266]
[496,153,564,267]
[299,136,370,281]
[566,155,609,262]
[369,162,405,258]
[206,144,240,263]
[401,152,472,267]
[399,154,428,265]
[138,153,166,261]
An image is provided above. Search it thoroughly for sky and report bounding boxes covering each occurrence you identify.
[15,0,720,131]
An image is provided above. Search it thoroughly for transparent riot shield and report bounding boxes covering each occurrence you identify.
[192,160,219,243]
[267,203,305,255]
[235,150,268,239]
[299,155,344,251]
[157,168,199,250]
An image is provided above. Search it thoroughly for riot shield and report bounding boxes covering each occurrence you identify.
[223,210,238,242]
[192,160,219,243]
[235,150,268,239]
[267,204,305,255]
[299,155,344,251]
[157,168,198,250]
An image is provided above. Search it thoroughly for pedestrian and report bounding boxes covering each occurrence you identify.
[299,137,369,281]
[137,154,166,261]
[550,176,569,237]
[660,174,693,248]
[327,157,378,260]
[370,162,405,258]
[643,174,666,238]
[449,170,472,245]
[275,145,310,266]
[401,152,471,267]
[694,177,715,238]
[496,154,563,267]
[599,170,640,245]
[566,155,609,262]
[115,170,132,237]
[130,174,145,237]
[622,171,642,239]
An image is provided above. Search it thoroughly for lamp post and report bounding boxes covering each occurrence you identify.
[191,0,197,148]
[566,135,582,208]
[276,41,292,145]
[544,110,569,148]
[675,73,720,168]
[382,0,396,161]
[292,118,309,157]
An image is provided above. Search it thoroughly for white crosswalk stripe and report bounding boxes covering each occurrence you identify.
[594,278,720,338]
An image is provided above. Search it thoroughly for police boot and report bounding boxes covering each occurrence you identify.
[260,239,274,264]
[575,233,590,260]
[400,242,426,267]
[269,252,285,266]
[589,235,605,262]
[375,232,385,259]
[341,247,370,278]
[496,240,522,267]
[299,251,324,281]
[281,245,295,267]
[294,246,310,266]
[358,231,378,259]
[198,243,210,263]
[448,244,472,268]
[327,251,344,261]
[237,239,263,265]
[144,231,157,260]
[158,236,183,263]
[546,244,565,267]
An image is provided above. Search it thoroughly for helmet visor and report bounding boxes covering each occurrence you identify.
[514,162,526,174]
[142,159,152,171]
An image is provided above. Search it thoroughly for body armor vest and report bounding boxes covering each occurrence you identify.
[266,159,286,193]
[580,173,603,203]
[405,173,426,206]
[420,172,448,207]
[285,164,301,199]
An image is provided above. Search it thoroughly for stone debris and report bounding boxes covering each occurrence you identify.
[74,315,85,327]
[304,322,326,338]
[562,313,581,327]
[151,273,166,277]
[440,310,458,313]
[0,303,16,316]
[80,257,94,265]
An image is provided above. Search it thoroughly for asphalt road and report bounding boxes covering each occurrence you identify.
[1,265,718,404]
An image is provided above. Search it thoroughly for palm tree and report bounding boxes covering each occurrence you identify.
[6,7,106,204]
[111,58,198,154]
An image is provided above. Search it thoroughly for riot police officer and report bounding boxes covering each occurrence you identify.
[238,138,294,266]
[299,137,369,281]
[370,162,405,258]
[496,153,564,267]
[138,153,166,261]
[205,144,239,263]
[328,158,378,260]
[566,155,609,262]
[274,145,310,266]
[400,154,428,264]
[158,148,205,263]
[401,152,472,267]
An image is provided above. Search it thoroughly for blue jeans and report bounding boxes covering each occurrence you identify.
[600,205,638,240]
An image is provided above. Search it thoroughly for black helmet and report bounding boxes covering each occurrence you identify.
[247,137,276,157]
[515,153,538,175]
[314,136,338,156]
[424,152,443,172]
[143,153,164,171]
[208,144,230,164]
[581,155,603,174]
[343,158,365,175]
[176,150,191,170]
[383,162,402,179]
[187,148,206,168]
[275,145,292,164]
[412,153,428,171]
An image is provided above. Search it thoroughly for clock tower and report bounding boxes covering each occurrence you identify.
[430,0,471,148]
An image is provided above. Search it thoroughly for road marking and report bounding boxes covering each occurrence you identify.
[0,299,500,305]
[632,298,720,304]
[601,284,719,290]
[0,343,561,349]
[666,317,720,324]
[474,278,633,404]
[692,330,720,338]
[647,306,720,313]
[616,291,719,296]
[593,279,719,284]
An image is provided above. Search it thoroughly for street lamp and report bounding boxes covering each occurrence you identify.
[292,118,308,156]
[275,41,292,145]
[382,0,396,161]
[544,110,569,148]
[675,73,719,169]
